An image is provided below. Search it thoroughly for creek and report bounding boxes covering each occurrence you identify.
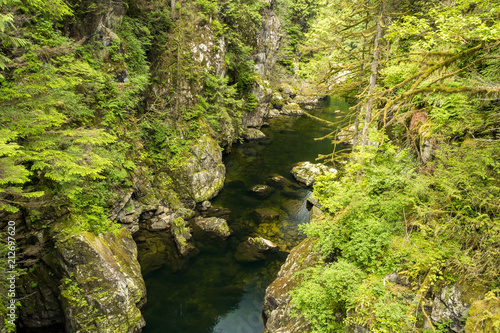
[142,97,350,333]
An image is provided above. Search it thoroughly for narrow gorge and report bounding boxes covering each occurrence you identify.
[1,0,499,332]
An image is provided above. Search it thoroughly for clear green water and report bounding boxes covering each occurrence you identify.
[142,97,350,333]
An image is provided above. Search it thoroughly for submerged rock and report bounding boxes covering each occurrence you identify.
[234,237,278,262]
[262,238,321,333]
[249,184,275,198]
[291,161,337,187]
[193,216,231,240]
[266,174,293,189]
[254,208,280,223]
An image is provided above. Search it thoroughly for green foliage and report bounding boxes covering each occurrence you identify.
[0,3,150,232]
[119,17,151,74]
[191,72,244,133]
[291,260,365,332]
[293,136,499,331]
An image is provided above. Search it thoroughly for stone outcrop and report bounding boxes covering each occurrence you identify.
[57,228,146,333]
[183,136,226,203]
[234,237,278,262]
[262,237,320,333]
[291,162,337,187]
[243,0,281,128]
[429,284,471,333]
[267,174,293,188]
[68,0,126,41]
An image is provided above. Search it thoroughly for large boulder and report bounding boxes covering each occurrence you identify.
[193,216,231,240]
[280,103,304,116]
[56,228,146,333]
[184,136,226,202]
[243,128,267,141]
[291,162,337,187]
[262,238,321,333]
[234,237,278,262]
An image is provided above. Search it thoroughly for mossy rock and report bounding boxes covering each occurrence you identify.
[193,216,231,240]
[465,291,500,332]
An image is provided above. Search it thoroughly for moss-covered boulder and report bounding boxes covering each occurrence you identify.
[234,237,278,262]
[465,291,500,332]
[243,128,267,141]
[429,284,472,333]
[193,216,231,240]
[184,136,226,203]
[56,228,146,333]
[291,162,337,187]
[281,103,304,116]
[262,237,320,333]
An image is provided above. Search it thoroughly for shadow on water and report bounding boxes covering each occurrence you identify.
[142,97,350,333]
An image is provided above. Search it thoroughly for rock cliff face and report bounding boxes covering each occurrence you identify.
[17,228,146,333]
[57,228,146,333]
[262,238,320,333]
[243,0,281,128]
[14,0,283,330]
[68,0,126,41]
[183,136,226,203]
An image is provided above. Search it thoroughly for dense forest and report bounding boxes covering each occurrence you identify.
[1,0,499,332]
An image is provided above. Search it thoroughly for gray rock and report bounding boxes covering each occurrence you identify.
[268,108,281,119]
[306,193,323,210]
[193,216,231,240]
[200,200,211,211]
[430,284,470,333]
[234,237,278,262]
[183,136,226,202]
[171,218,196,257]
[291,161,337,187]
[384,272,410,287]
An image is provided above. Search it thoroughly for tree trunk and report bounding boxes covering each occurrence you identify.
[171,0,176,19]
[361,1,384,148]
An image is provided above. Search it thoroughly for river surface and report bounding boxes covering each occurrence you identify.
[142,97,349,333]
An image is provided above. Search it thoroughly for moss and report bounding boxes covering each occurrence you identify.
[465,291,500,332]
